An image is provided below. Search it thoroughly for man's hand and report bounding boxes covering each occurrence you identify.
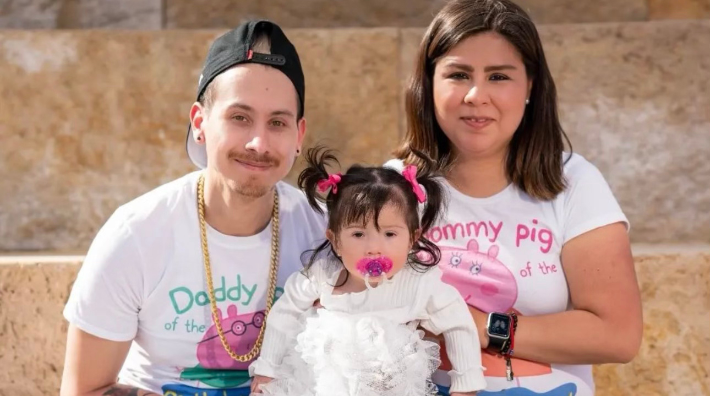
[250,375,273,394]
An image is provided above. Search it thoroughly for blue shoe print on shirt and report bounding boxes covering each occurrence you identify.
[437,383,577,396]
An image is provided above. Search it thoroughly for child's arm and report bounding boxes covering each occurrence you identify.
[248,267,322,379]
[419,268,486,394]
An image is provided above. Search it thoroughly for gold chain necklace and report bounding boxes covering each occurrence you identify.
[197,173,280,362]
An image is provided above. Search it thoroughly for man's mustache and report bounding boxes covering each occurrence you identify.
[227,151,280,167]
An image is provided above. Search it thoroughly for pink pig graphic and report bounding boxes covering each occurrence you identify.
[439,239,518,313]
[197,304,265,370]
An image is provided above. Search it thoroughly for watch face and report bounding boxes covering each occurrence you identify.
[488,313,510,337]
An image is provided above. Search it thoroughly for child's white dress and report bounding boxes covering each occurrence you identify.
[249,260,486,396]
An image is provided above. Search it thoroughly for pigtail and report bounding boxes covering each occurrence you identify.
[297,145,340,214]
[297,145,346,281]
[407,148,446,268]
[410,148,446,232]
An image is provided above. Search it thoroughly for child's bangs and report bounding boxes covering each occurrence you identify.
[334,184,409,231]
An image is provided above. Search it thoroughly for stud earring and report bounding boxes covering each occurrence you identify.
[525,99,530,105]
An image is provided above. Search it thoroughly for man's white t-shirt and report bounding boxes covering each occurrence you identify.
[430,153,629,396]
[64,171,327,396]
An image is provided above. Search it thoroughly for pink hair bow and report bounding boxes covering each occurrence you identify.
[317,173,342,194]
[402,165,426,203]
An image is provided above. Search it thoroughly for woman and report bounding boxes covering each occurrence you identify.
[395,0,643,395]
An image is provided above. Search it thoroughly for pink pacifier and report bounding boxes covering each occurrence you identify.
[356,256,394,278]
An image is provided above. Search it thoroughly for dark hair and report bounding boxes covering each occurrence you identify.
[298,146,446,282]
[395,0,572,201]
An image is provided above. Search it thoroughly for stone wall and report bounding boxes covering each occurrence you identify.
[1,21,709,251]
[2,249,708,396]
[1,0,710,29]
[592,248,710,396]
[0,0,163,29]
[1,1,708,396]
[0,256,80,396]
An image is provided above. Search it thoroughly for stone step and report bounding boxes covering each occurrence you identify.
[1,0,709,29]
[1,246,708,395]
[1,21,709,252]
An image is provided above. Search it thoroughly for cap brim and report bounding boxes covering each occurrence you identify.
[186,125,207,169]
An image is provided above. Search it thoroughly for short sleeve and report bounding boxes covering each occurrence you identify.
[562,157,629,244]
[63,209,145,342]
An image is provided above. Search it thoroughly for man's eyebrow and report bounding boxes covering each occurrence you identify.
[225,102,253,112]
[224,102,295,118]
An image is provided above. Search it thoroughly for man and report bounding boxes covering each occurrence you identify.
[60,20,325,396]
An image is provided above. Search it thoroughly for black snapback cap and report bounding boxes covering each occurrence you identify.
[186,20,305,169]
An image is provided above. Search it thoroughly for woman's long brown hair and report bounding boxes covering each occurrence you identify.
[395,0,573,201]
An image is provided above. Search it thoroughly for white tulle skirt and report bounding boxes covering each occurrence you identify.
[259,309,441,396]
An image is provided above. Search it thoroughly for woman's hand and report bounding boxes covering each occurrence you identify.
[250,375,273,394]
[450,392,477,396]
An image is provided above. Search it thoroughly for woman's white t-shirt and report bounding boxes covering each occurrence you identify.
[430,153,628,396]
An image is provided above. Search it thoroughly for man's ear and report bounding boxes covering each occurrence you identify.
[296,117,307,153]
[190,102,207,141]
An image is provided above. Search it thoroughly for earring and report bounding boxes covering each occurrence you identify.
[296,148,301,155]
[196,135,202,141]
[525,99,530,105]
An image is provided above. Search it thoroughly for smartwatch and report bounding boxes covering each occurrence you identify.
[486,312,512,352]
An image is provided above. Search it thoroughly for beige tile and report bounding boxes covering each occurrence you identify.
[286,28,401,180]
[539,21,710,243]
[0,30,215,250]
[515,0,648,24]
[2,21,710,250]
[594,252,710,396]
[0,0,161,29]
[0,260,81,396]
[165,0,445,28]
[0,29,400,251]
[647,0,710,20]
[164,0,655,28]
